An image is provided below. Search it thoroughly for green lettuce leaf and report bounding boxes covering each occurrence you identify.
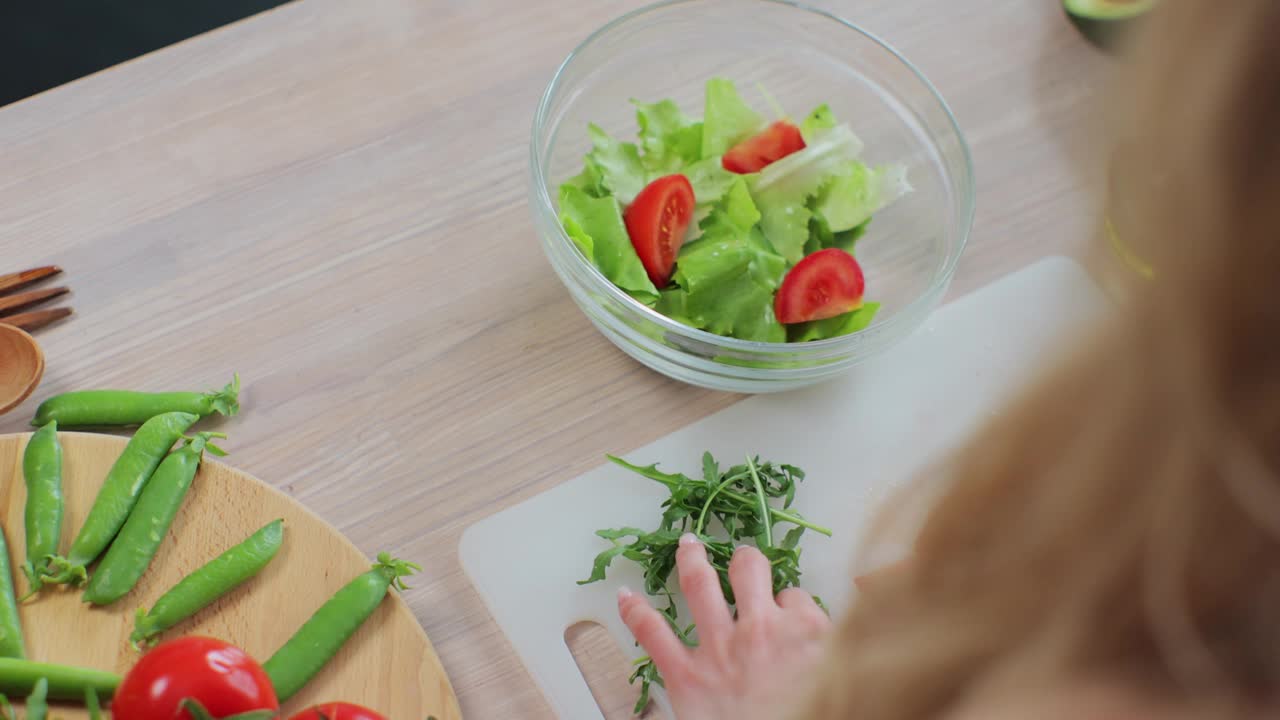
[754,186,812,264]
[833,220,871,253]
[558,184,659,305]
[800,104,836,143]
[655,287,695,326]
[751,124,865,263]
[586,124,647,204]
[701,78,763,160]
[663,178,787,342]
[806,210,870,256]
[699,177,761,237]
[633,99,703,176]
[684,157,739,207]
[787,302,881,342]
[813,162,910,232]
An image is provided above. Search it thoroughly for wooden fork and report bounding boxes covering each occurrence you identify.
[0,266,72,332]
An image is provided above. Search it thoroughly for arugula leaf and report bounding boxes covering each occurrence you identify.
[701,78,763,160]
[585,123,647,204]
[558,185,659,304]
[633,99,703,176]
[800,103,837,143]
[788,301,882,342]
[584,452,831,713]
[701,452,720,487]
[579,528,646,585]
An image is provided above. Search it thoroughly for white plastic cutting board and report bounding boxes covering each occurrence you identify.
[460,257,1109,719]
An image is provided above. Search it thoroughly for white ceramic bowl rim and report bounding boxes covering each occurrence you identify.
[530,0,976,353]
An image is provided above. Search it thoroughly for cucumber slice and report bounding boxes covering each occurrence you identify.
[1063,0,1157,50]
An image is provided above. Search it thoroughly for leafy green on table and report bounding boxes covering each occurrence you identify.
[580,452,832,715]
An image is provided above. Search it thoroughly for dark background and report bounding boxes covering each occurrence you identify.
[0,0,292,107]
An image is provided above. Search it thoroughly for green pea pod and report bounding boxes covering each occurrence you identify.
[24,678,46,720]
[263,553,419,701]
[132,519,284,647]
[21,422,62,597]
[0,658,119,701]
[42,412,199,586]
[82,433,228,606]
[85,687,102,720]
[31,375,240,428]
[0,527,24,658]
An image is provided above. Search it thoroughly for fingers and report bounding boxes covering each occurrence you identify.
[618,587,689,677]
[728,545,775,619]
[676,534,734,642]
[775,587,819,613]
[776,587,832,634]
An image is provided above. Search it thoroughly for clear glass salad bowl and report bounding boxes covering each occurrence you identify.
[530,0,974,393]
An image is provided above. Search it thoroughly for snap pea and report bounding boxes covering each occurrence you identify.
[24,678,46,720]
[0,527,23,658]
[20,422,62,597]
[82,433,227,606]
[0,658,119,701]
[263,553,419,701]
[85,688,102,720]
[42,412,198,586]
[31,375,239,428]
[132,519,284,647]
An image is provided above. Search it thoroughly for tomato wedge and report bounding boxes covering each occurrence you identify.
[289,702,387,720]
[722,121,806,174]
[624,174,695,287]
[774,249,866,324]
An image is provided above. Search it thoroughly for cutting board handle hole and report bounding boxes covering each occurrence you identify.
[564,621,669,719]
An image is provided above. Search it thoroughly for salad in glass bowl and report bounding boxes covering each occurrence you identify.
[557,78,911,345]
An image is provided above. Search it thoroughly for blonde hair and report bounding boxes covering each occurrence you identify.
[803,1,1280,717]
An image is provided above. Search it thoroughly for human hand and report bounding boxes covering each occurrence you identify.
[617,533,832,720]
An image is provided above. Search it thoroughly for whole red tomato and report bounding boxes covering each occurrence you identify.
[112,637,278,720]
[288,702,386,720]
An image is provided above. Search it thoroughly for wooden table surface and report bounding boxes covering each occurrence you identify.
[0,1,1113,717]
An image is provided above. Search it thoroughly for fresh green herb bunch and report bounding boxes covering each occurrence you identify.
[580,452,832,714]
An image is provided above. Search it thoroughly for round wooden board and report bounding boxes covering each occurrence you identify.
[0,432,461,719]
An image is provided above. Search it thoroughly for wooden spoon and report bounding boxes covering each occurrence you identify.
[0,323,44,415]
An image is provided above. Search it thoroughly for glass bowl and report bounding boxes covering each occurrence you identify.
[530,0,974,393]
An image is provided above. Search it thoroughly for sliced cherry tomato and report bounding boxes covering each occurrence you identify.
[289,702,386,720]
[623,174,695,287]
[113,637,278,720]
[721,121,806,174]
[774,248,866,324]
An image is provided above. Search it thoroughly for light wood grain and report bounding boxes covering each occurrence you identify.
[0,1,1120,716]
[0,432,461,719]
